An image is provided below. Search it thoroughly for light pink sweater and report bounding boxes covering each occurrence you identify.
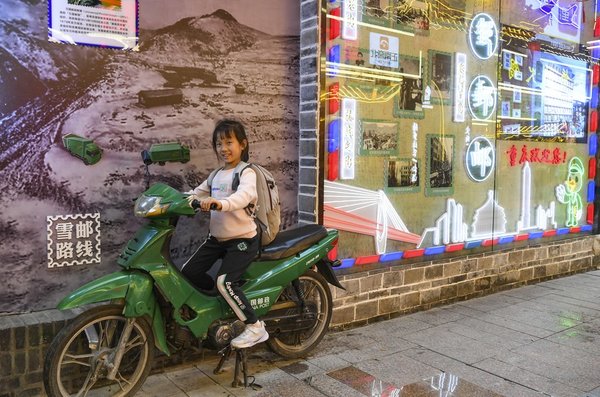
[189,168,258,241]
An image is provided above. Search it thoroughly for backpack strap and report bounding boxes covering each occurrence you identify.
[207,167,223,191]
[231,161,250,191]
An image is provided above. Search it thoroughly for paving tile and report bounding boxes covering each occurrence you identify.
[475,311,559,338]
[581,385,600,397]
[547,320,600,355]
[306,354,353,372]
[445,317,538,350]
[497,284,559,300]
[306,373,366,397]
[400,347,545,397]
[487,302,583,333]
[493,339,600,391]
[543,293,600,313]
[456,292,525,312]
[353,352,440,387]
[405,306,466,326]
[474,357,585,397]
[140,373,188,397]
[444,302,488,318]
[277,360,323,380]
[164,365,226,393]
[400,324,508,364]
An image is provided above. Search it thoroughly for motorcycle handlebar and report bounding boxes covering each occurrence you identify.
[190,200,218,211]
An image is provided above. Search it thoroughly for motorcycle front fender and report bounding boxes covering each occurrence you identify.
[57,270,170,356]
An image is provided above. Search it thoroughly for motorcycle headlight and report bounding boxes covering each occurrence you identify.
[134,195,170,217]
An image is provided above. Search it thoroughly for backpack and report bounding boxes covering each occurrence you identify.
[207,161,281,246]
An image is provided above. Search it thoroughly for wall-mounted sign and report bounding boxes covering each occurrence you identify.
[340,98,357,179]
[411,123,419,183]
[453,52,467,122]
[369,32,399,68]
[468,75,496,120]
[47,213,101,268]
[468,13,498,60]
[342,0,358,40]
[48,0,139,50]
[505,144,567,166]
[465,136,495,182]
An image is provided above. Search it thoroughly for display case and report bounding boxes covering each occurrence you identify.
[319,0,598,268]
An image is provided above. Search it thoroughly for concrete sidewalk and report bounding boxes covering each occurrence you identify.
[139,270,600,397]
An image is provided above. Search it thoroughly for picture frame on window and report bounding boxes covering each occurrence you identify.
[426,134,454,196]
[359,120,399,156]
[385,157,420,193]
[427,50,453,105]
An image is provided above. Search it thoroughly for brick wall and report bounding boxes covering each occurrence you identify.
[330,235,600,329]
[298,0,320,224]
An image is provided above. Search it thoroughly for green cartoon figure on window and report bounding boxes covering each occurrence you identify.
[555,157,584,227]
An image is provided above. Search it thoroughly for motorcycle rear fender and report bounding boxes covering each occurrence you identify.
[316,261,346,290]
[57,270,170,356]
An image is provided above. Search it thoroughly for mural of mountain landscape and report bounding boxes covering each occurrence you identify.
[0,0,300,312]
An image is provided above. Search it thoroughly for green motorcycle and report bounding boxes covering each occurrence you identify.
[43,183,343,396]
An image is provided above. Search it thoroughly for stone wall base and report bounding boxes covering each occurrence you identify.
[330,236,600,330]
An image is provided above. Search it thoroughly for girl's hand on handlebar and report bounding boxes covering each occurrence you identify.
[200,197,222,212]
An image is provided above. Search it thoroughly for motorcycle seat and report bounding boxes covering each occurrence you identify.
[258,224,328,261]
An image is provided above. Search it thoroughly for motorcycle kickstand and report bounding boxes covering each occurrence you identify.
[231,348,245,388]
[213,345,232,375]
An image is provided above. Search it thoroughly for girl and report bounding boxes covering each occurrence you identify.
[182,119,268,349]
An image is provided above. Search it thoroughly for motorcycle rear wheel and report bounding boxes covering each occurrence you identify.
[44,304,154,397]
[266,270,332,358]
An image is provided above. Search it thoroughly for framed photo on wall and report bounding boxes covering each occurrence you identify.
[426,134,454,196]
[362,0,394,26]
[359,120,399,156]
[428,50,453,105]
[392,0,430,35]
[394,55,425,118]
[385,157,420,192]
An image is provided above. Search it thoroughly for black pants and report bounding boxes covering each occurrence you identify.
[181,234,260,324]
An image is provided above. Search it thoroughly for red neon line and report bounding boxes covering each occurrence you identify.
[569,226,581,233]
[481,239,498,247]
[403,249,425,258]
[445,243,465,252]
[355,255,380,265]
[543,230,557,237]
[514,234,529,241]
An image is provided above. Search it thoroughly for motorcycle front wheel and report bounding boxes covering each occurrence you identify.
[266,270,332,358]
[44,304,154,397]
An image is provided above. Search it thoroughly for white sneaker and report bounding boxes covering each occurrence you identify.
[231,321,269,349]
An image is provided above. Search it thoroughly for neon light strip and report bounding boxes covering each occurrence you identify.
[327,14,415,37]
[539,58,591,72]
[342,0,358,40]
[501,49,529,58]
[453,52,467,122]
[497,116,538,121]
[325,52,423,78]
[340,98,356,180]
[326,68,405,83]
[498,83,543,96]
[336,227,592,269]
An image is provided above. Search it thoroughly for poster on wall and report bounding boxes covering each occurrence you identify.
[48,0,139,50]
[1,0,300,312]
[426,134,454,196]
[497,27,591,142]
[500,0,582,43]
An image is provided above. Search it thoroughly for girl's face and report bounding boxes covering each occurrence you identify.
[216,132,246,168]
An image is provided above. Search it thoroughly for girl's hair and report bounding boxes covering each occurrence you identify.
[211,119,250,162]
